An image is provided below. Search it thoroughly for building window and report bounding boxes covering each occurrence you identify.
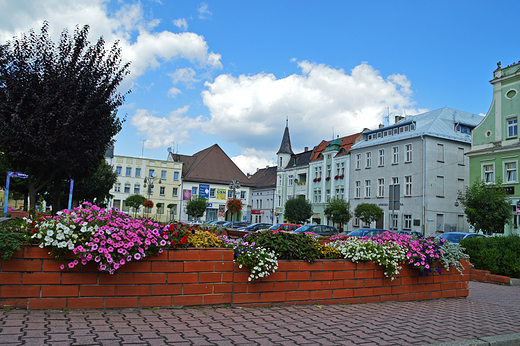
[126,167,132,176]
[392,146,399,164]
[116,166,122,175]
[326,189,331,202]
[340,162,345,175]
[161,170,167,180]
[135,168,141,177]
[437,144,444,162]
[318,166,322,179]
[458,148,465,165]
[134,184,140,194]
[483,164,494,184]
[378,178,385,197]
[336,163,340,176]
[157,204,164,214]
[392,177,399,185]
[355,181,361,198]
[172,188,178,197]
[436,176,444,197]
[458,179,465,193]
[288,175,293,186]
[149,169,155,178]
[508,117,518,137]
[113,199,121,210]
[114,183,121,192]
[365,180,371,198]
[340,188,344,199]
[356,154,361,169]
[378,149,385,166]
[210,188,216,198]
[122,201,130,213]
[192,187,197,195]
[160,186,165,196]
[405,175,412,196]
[353,217,360,227]
[404,215,412,230]
[228,190,233,198]
[391,213,398,230]
[240,191,246,199]
[327,165,331,178]
[366,152,372,168]
[174,172,179,180]
[505,162,517,183]
[314,190,319,203]
[405,144,412,163]
[124,183,130,193]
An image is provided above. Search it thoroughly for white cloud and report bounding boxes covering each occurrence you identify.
[201,61,419,154]
[167,87,182,98]
[197,3,212,19]
[168,68,198,87]
[173,18,188,31]
[130,106,204,149]
[232,149,276,176]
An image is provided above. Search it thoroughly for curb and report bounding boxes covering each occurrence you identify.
[424,333,520,346]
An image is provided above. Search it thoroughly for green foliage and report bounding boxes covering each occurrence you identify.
[461,235,520,278]
[284,197,312,224]
[437,242,470,274]
[458,180,511,235]
[72,158,118,206]
[0,219,29,260]
[0,22,130,212]
[354,203,384,225]
[324,198,352,228]
[125,194,146,217]
[186,195,207,219]
[246,231,321,263]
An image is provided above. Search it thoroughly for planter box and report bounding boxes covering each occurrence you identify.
[0,246,470,310]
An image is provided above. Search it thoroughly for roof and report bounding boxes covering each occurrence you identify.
[248,166,277,189]
[168,144,254,187]
[309,132,364,162]
[277,126,294,155]
[283,150,313,169]
[351,107,484,150]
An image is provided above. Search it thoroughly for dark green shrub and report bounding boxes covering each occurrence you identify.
[461,235,520,278]
[0,218,29,260]
[245,231,321,263]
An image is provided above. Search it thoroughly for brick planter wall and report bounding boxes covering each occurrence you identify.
[0,246,470,310]
[470,267,512,285]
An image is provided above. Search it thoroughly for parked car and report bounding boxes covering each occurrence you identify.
[292,224,338,236]
[237,223,272,232]
[267,223,301,233]
[223,221,250,228]
[395,230,423,238]
[188,220,204,226]
[207,220,229,227]
[345,228,391,238]
[434,232,487,244]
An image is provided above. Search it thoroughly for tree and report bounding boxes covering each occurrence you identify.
[324,197,352,231]
[354,203,384,226]
[186,196,207,220]
[0,22,130,213]
[284,196,312,224]
[458,180,512,235]
[72,158,118,207]
[167,203,176,222]
[125,194,146,218]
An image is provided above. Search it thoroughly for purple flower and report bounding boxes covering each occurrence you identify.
[134,253,141,260]
[60,264,65,270]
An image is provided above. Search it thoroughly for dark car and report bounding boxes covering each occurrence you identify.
[292,224,338,236]
[237,223,272,232]
[345,228,391,238]
[396,230,423,238]
[267,223,301,233]
[435,232,487,244]
[223,221,250,228]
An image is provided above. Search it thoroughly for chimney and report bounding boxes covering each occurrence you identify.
[378,123,384,129]
[395,115,404,123]
[304,147,308,152]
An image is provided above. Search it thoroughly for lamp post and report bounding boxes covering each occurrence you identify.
[143,172,162,217]
[229,180,240,227]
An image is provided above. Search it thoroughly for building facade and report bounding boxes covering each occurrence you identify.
[349,108,483,237]
[105,152,183,222]
[248,166,277,224]
[467,60,520,235]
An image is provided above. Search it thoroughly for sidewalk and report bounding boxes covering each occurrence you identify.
[1,281,519,345]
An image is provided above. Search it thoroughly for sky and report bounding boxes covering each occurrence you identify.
[1,1,519,175]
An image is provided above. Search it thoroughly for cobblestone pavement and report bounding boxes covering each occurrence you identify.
[1,281,520,346]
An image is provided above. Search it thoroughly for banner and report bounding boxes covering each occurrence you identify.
[183,189,191,201]
[218,204,225,218]
[199,184,210,200]
[216,188,227,200]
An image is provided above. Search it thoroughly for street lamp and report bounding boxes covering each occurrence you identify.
[229,180,240,227]
[143,173,162,216]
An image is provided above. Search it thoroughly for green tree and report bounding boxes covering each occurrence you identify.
[167,203,176,222]
[324,197,352,232]
[354,203,384,226]
[186,195,207,220]
[72,158,118,207]
[458,180,512,235]
[125,194,146,218]
[0,22,130,214]
[284,196,312,224]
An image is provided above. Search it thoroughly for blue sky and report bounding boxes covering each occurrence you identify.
[1,1,519,175]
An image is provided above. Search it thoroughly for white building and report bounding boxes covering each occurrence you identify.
[248,166,277,224]
[348,107,483,236]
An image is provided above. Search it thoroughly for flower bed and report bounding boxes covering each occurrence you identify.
[0,246,470,310]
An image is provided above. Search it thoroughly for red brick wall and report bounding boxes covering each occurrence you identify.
[470,267,511,285]
[0,246,470,310]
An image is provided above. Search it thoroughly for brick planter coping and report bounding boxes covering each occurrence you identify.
[0,246,470,310]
